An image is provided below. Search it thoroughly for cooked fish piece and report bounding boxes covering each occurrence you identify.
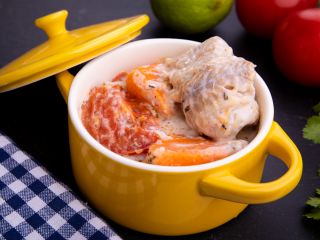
[164,37,234,103]
[164,36,259,141]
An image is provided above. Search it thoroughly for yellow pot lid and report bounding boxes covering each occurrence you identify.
[0,10,149,92]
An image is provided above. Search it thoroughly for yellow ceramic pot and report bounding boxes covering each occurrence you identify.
[56,39,302,236]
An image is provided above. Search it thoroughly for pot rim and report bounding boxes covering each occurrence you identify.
[68,38,274,173]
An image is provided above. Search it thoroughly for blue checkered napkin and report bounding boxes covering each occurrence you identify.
[0,133,122,240]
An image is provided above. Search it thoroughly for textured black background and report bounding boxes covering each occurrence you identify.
[0,1,319,239]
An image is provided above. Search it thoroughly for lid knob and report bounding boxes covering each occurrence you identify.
[35,10,68,39]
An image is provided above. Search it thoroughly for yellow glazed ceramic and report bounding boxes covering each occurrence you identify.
[55,39,303,236]
[0,10,149,92]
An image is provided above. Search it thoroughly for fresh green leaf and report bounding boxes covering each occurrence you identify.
[313,102,320,114]
[303,116,320,144]
[303,103,320,220]
[304,208,320,220]
[306,197,320,208]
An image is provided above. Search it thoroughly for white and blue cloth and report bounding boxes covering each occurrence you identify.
[0,132,122,240]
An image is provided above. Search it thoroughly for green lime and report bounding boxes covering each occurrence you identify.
[150,0,234,34]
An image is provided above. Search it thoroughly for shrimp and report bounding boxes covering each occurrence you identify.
[126,64,175,116]
[145,137,248,166]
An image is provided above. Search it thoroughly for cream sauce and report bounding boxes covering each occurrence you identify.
[157,104,198,138]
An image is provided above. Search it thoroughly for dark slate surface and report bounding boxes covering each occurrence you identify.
[0,1,319,239]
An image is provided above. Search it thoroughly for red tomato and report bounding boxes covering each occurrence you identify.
[235,0,317,38]
[272,8,320,86]
[81,85,160,155]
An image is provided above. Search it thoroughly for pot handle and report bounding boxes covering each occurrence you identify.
[56,70,74,103]
[199,122,302,204]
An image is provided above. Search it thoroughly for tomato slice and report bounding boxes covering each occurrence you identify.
[81,84,159,155]
[112,71,128,82]
[126,64,174,116]
[147,138,245,166]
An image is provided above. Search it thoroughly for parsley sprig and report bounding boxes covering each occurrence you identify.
[303,102,320,144]
[304,188,320,220]
[303,102,320,220]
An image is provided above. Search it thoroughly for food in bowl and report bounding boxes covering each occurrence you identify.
[68,38,301,236]
[81,36,259,166]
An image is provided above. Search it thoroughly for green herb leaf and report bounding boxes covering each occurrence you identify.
[303,102,320,220]
[303,116,320,144]
[306,197,320,208]
[313,102,320,114]
[304,208,320,220]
